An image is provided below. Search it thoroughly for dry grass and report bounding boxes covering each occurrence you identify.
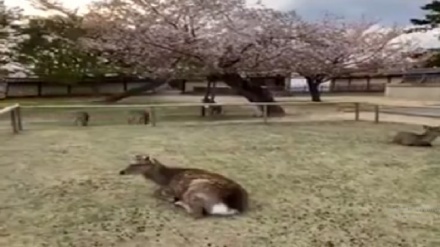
[1,121,440,247]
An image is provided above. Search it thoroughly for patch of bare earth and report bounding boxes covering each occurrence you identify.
[0,122,439,247]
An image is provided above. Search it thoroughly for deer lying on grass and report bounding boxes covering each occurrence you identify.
[392,125,440,147]
[119,155,248,219]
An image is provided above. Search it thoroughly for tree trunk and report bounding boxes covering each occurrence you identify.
[211,80,217,101]
[201,80,213,117]
[306,77,322,102]
[102,78,168,102]
[204,80,213,99]
[181,79,186,93]
[209,73,285,116]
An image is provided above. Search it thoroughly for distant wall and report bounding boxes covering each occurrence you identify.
[386,84,440,101]
[2,74,403,99]
[183,75,395,95]
[331,76,402,92]
[288,78,331,92]
[3,80,157,98]
[185,81,228,92]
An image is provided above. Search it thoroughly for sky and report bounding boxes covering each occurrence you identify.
[5,0,440,47]
[5,0,432,25]
[256,0,432,26]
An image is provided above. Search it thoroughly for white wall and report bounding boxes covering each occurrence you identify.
[386,84,440,100]
[288,76,331,92]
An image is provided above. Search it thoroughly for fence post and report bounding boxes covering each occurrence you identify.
[150,106,156,126]
[263,104,268,123]
[354,103,360,121]
[10,109,18,133]
[374,105,379,123]
[16,106,23,131]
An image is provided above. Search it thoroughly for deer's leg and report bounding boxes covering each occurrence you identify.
[152,187,165,199]
[153,187,177,203]
[187,196,205,219]
[174,200,204,219]
[175,196,205,219]
[411,140,432,147]
[419,142,433,147]
[186,199,205,219]
[174,201,191,212]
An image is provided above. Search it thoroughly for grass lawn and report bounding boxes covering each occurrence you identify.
[0,121,439,247]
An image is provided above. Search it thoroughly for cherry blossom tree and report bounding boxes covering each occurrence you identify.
[281,15,418,102]
[0,1,26,78]
[82,0,299,115]
[14,0,119,83]
[25,0,418,107]
[84,2,417,104]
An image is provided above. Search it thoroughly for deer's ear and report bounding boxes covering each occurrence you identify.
[152,158,165,167]
[151,158,165,172]
[134,155,149,162]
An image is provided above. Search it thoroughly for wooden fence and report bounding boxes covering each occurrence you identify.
[0,104,23,133]
[19,101,381,128]
[2,78,168,98]
[7,100,440,135]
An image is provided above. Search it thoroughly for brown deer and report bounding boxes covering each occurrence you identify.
[201,96,222,116]
[127,110,150,125]
[119,155,248,218]
[73,111,90,126]
[392,125,440,147]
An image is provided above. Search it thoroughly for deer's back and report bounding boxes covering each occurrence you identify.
[167,168,244,198]
[393,131,420,145]
[182,178,230,202]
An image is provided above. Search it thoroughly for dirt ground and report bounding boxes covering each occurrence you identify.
[0,122,439,247]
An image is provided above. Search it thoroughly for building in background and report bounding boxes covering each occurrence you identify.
[9,69,440,99]
[386,68,440,101]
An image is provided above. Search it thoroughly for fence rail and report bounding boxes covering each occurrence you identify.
[19,101,383,127]
[5,100,440,136]
[21,101,360,108]
[0,104,23,133]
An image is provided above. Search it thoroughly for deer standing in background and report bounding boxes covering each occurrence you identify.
[74,111,90,126]
[127,110,150,125]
